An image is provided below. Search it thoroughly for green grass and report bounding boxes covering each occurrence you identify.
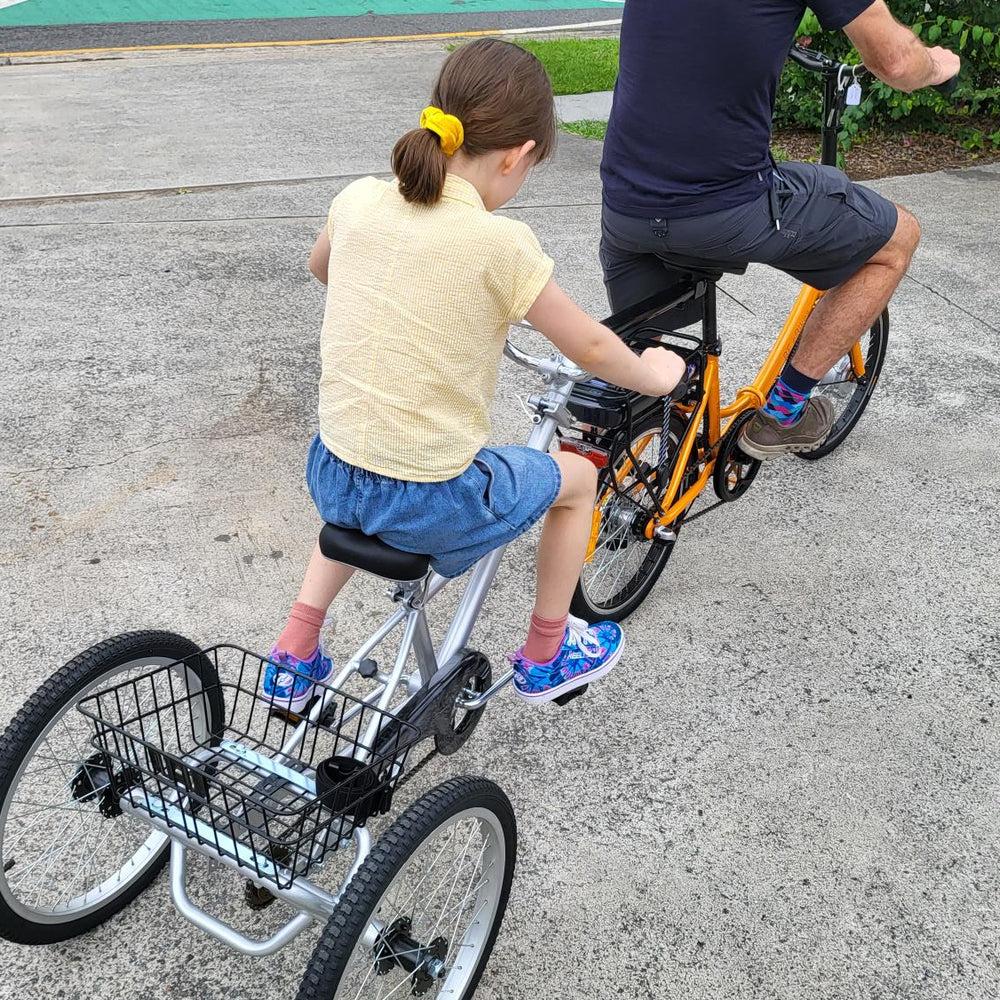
[561,119,608,141]
[517,38,619,96]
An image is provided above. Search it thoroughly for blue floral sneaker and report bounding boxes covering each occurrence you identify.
[509,618,625,705]
[259,645,334,713]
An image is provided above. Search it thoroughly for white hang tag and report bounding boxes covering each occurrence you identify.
[846,81,862,106]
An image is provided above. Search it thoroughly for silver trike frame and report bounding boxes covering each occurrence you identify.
[119,333,590,957]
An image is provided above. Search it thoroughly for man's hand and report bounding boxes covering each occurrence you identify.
[844,0,960,93]
[926,45,962,87]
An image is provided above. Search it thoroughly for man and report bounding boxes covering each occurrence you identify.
[600,0,961,458]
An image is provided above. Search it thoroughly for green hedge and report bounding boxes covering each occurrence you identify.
[775,2,1000,151]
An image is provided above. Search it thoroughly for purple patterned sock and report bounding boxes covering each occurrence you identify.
[763,365,820,426]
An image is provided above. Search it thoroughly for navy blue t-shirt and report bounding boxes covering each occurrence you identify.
[601,0,874,218]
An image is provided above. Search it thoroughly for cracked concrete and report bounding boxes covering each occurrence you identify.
[902,272,1000,335]
[1,39,999,1000]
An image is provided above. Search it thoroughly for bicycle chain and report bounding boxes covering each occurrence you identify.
[393,743,440,794]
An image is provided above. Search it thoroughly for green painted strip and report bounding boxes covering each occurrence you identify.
[0,0,608,28]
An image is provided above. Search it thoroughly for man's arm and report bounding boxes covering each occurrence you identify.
[843,0,960,92]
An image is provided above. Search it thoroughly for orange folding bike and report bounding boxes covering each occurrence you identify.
[565,44,892,623]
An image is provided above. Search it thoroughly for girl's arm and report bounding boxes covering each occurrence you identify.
[525,278,685,397]
[309,227,331,285]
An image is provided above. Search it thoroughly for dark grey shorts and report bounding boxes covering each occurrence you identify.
[601,162,899,314]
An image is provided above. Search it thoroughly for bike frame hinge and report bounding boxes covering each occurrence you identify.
[389,583,426,609]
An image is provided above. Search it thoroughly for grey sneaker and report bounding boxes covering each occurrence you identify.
[738,396,836,460]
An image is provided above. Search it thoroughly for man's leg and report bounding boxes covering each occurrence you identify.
[790,206,920,377]
[740,199,921,460]
[601,171,915,456]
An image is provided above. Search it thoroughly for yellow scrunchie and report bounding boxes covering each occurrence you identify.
[420,106,464,157]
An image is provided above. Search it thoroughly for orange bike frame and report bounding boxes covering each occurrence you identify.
[645,282,866,535]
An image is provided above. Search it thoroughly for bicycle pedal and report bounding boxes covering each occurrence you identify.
[269,694,320,726]
[244,879,278,911]
[553,684,589,707]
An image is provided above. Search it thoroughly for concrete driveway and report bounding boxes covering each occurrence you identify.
[1,41,998,1000]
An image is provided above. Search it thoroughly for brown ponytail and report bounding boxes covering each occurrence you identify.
[391,38,556,206]
[392,127,448,206]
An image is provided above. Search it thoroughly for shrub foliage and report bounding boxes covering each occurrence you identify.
[775,2,1000,151]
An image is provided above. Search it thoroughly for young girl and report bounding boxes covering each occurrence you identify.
[262,38,684,709]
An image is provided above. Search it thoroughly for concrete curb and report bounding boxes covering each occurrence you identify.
[555,89,614,122]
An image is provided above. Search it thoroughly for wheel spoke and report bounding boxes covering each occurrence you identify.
[0,643,198,926]
[578,422,681,614]
[326,799,509,1000]
[421,821,481,937]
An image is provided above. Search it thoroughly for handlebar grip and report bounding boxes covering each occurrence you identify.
[668,379,689,402]
[934,76,959,97]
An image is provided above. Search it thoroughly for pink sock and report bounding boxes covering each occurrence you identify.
[522,612,568,664]
[275,601,326,660]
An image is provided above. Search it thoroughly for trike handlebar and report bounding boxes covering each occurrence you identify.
[504,327,592,384]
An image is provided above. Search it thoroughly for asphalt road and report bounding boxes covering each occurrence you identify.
[1,38,998,1000]
[0,3,616,55]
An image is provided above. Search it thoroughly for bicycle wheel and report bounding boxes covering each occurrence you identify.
[798,308,889,461]
[298,776,516,1000]
[571,408,690,623]
[0,630,223,944]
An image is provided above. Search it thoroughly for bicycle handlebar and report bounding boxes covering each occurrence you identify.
[788,43,841,73]
[788,42,868,80]
[789,42,959,97]
[505,330,692,407]
[934,75,959,97]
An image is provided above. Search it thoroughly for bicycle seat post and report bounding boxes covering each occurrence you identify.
[702,280,720,354]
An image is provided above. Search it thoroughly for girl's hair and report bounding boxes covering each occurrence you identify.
[392,38,556,206]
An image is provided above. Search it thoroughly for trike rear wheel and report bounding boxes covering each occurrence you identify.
[298,776,516,1000]
[0,630,223,944]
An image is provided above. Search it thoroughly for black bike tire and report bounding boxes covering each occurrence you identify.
[0,630,223,944]
[798,308,890,461]
[298,776,516,1000]
[570,408,683,623]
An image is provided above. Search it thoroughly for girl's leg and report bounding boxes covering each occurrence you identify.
[534,452,597,616]
[295,542,356,608]
[275,543,355,658]
[522,452,597,662]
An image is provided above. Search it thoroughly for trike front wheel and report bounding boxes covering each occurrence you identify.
[298,776,516,1000]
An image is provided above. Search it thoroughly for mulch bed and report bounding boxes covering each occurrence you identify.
[774,125,1000,180]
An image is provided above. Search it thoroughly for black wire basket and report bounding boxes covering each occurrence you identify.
[76,644,419,890]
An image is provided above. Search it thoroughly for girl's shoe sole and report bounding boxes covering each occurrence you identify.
[513,637,625,705]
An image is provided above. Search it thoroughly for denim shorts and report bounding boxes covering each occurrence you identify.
[306,435,562,579]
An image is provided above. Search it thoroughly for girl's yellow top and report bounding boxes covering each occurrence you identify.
[317,174,554,482]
